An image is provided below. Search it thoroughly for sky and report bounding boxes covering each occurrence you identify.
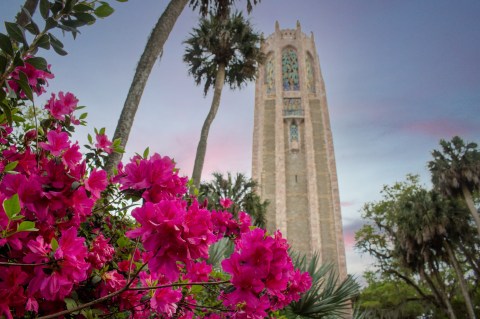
[1,0,480,277]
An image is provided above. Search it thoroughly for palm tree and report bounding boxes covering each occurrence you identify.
[395,188,476,319]
[428,136,480,238]
[183,12,264,187]
[105,0,261,174]
[200,172,267,228]
[282,251,359,318]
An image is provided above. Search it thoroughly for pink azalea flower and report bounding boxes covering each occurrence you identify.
[39,130,70,156]
[87,234,115,270]
[99,270,126,297]
[116,153,188,202]
[127,200,215,281]
[219,197,233,209]
[185,261,212,282]
[221,228,311,316]
[7,60,54,97]
[62,142,82,169]
[84,169,107,199]
[151,287,182,317]
[95,133,113,154]
[27,228,89,301]
[45,91,78,120]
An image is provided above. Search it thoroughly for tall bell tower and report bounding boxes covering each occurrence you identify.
[252,21,347,279]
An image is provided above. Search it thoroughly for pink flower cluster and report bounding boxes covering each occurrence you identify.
[7,58,54,98]
[1,56,312,317]
[0,91,111,317]
[221,229,312,318]
[115,153,188,202]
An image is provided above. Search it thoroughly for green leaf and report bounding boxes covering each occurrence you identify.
[99,127,105,135]
[39,0,50,19]
[3,194,21,219]
[0,102,12,124]
[79,112,87,120]
[116,0,128,2]
[36,33,50,49]
[16,221,38,232]
[50,38,68,56]
[74,12,96,25]
[25,21,40,35]
[45,17,58,31]
[17,71,34,101]
[3,161,18,172]
[0,33,14,56]
[26,57,48,70]
[64,298,80,315]
[143,147,149,159]
[91,275,102,284]
[87,133,93,144]
[116,236,130,248]
[51,238,59,251]
[13,52,24,67]
[5,22,27,46]
[0,56,7,74]
[94,3,114,18]
[74,3,94,12]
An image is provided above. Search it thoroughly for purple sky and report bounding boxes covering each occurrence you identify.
[2,0,480,276]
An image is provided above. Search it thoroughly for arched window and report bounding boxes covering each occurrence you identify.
[306,53,315,93]
[282,48,300,91]
[265,54,275,94]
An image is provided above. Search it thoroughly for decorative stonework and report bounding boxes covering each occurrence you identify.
[252,21,348,286]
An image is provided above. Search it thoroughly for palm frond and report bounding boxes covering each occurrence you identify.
[284,251,359,318]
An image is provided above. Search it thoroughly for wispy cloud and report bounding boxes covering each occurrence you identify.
[402,119,476,138]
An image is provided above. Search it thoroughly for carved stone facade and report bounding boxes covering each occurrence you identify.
[252,21,347,280]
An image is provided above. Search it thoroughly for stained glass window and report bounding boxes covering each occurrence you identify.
[265,55,275,94]
[282,48,300,91]
[290,123,299,141]
[306,54,315,93]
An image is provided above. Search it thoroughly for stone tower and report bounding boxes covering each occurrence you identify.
[252,21,347,279]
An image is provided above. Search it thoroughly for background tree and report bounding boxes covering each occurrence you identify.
[199,172,267,227]
[355,175,480,319]
[357,271,437,319]
[105,0,261,174]
[183,12,264,187]
[428,136,480,238]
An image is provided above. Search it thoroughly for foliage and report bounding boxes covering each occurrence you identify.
[200,172,268,228]
[184,11,264,96]
[189,0,261,17]
[0,3,313,318]
[357,271,436,319]
[281,251,360,318]
[355,173,480,319]
[429,136,480,197]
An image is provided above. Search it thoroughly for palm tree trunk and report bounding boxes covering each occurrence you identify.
[191,62,226,188]
[444,241,476,319]
[459,244,480,277]
[105,0,189,175]
[419,267,457,319]
[461,185,480,238]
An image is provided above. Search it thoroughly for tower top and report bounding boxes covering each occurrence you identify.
[267,21,313,43]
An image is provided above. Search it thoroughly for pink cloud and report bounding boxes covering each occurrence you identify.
[341,200,355,207]
[343,231,355,249]
[403,119,474,138]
